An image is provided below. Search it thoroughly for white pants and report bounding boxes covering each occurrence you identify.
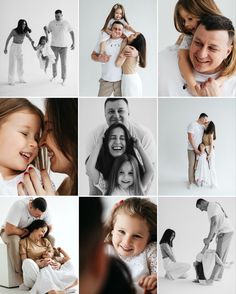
[121,73,142,97]
[22,259,39,288]
[206,146,218,187]
[163,257,190,280]
[8,43,24,83]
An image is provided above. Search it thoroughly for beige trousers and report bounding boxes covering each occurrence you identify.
[98,79,121,96]
[188,150,196,184]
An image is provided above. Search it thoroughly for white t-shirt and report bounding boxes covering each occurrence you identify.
[158,46,236,97]
[48,20,73,47]
[187,121,205,150]
[3,198,51,229]
[94,38,122,82]
[86,121,156,164]
[207,202,234,234]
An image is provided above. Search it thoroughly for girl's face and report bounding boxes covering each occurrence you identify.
[108,127,126,157]
[112,212,150,257]
[32,226,48,240]
[114,8,123,20]
[117,161,134,190]
[179,7,200,33]
[40,39,46,45]
[0,110,40,179]
[40,114,72,175]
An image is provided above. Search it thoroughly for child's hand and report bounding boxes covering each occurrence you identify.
[4,49,7,54]
[139,274,157,293]
[132,136,141,149]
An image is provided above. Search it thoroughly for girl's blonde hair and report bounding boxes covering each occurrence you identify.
[101,3,129,31]
[174,0,222,34]
[105,197,157,245]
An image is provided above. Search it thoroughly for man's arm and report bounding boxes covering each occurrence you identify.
[91,50,110,63]
[204,215,218,245]
[188,132,200,155]
[5,222,27,236]
[70,30,75,50]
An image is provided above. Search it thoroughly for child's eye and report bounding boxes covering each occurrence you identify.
[128,172,133,175]
[118,230,125,234]
[133,235,142,239]
[20,131,28,136]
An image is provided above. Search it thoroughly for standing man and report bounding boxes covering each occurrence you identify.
[0,197,52,282]
[187,113,208,189]
[196,198,234,285]
[44,9,75,86]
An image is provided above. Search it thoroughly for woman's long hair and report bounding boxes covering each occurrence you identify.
[159,229,176,247]
[22,219,49,239]
[15,19,31,34]
[96,123,143,180]
[204,121,216,140]
[128,33,146,68]
[45,98,78,195]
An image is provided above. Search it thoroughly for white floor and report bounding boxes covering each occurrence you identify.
[0,286,78,294]
[159,264,235,294]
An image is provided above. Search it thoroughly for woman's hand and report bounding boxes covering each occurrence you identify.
[17,168,57,196]
[139,274,157,294]
[123,45,139,58]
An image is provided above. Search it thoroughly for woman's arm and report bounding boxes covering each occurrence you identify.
[162,243,176,262]
[26,32,34,45]
[124,24,136,33]
[4,30,14,54]
[115,40,127,67]
[86,136,103,185]
[133,137,154,193]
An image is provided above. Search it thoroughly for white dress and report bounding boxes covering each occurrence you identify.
[206,146,218,187]
[37,43,55,70]
[106,242,157,294]
[195,153,211,187]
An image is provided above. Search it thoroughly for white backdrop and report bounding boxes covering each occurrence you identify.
[158,196,236,293]
[79,98,157,195]
[158,0,236,51]
[158,98,236,196]
[0,0,78,97]
[0,197,78,273]
[79,0,157,96]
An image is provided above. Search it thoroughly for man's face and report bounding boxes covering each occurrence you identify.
[55,13,63,21]
[105,100,129,126]
[111,23,123,39]
[189,24,232,74]
[199,116,208,125]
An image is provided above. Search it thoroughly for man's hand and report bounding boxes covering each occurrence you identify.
[203,237,211,246]
[97,53,111,63]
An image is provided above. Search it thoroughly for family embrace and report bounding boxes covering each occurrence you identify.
[85,98,156,195]
[0,98,78,196]
[4,10,75,86]
[91,3,146,97]
[187,113,217,189]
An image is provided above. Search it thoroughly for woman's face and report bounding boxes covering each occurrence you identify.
[33,226,48,240]
[108,127,126,157]
[127,32,140,43]
[40,113,72,175]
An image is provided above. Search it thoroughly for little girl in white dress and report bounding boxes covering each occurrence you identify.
[194,143,211,187]
[104,197,157,294]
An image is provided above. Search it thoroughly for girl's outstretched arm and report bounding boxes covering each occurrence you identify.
[4,30,14,54]
[124,24,136,33]
[86,136,103,186]
[133,137,154,193]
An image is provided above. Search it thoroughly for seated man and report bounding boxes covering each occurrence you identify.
[159,14,236,97]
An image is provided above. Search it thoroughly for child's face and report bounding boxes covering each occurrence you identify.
[41,39,46,45]
[179,7,200,33]
[114,8,123,20]
[0,110,41,178]
[112,212,150,257]
[108,127,126,157]
[117,161,134,190]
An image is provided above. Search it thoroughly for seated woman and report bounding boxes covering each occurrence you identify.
[86,123,152,195]
[116,32,146,97]
[19,219,78,294]
[159,229,190,280]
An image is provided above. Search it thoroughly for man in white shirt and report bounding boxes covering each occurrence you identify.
[86,98,156,194]
[44,9,75,86]
[187,113,208,189]
[0,197,52,279]
[159,14,236,97]
[196,198,234,285]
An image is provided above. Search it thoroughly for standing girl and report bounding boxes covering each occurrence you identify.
[32,36,55,73]
[174,0,224,96]
[105,197,157,294]
[0,98,43,195]
[106,137,154,195]
[194,143,211,187]
[4,19,34,85]
[160,229,190,280]
[99,3,136,55]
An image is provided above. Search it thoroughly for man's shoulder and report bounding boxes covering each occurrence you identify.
[129,121,153,138]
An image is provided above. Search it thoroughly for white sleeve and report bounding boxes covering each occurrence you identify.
[141,130,156,165]
[179,35,192,50]
[146,242,157,274]
[5,201,23,227]
[187,122,194,134]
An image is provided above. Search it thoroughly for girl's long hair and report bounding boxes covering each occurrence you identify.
[174,0,222,34]
[45,98,78,195]
[101,3,128,31]
[204,121,216,140]
[38,36,47,46]
[15,19,32,34]
[96,123,144,181]
[106,154,143,195]
[128,33,146,68]
[159,229,176,247]
[105,197,157,244]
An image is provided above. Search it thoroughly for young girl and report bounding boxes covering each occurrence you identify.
[159,229,190,280]
[194,143,211,187]
[0,98,43,195]
[106,137,154,195]
[99,3,136,55]
[105,197,157,294]
[4,19,34,85]
[32,36,55,73]
[174,0,226,96]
